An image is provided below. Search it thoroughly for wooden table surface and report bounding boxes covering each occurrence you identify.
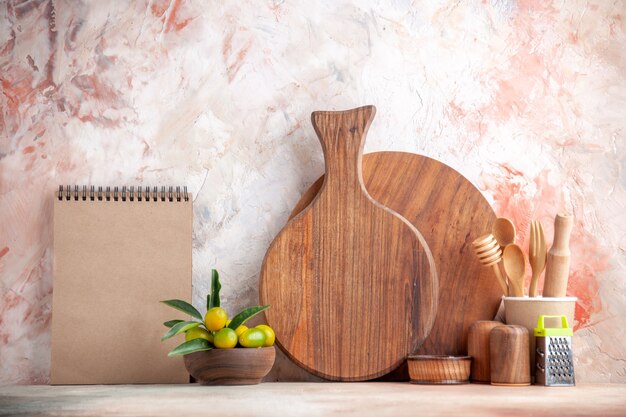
[1,383,624,417]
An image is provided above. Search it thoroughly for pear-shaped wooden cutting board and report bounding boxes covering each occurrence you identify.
[259,106,438,381]
[289,151,501,375]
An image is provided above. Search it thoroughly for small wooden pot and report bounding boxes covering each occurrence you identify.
[407,355,471,384]
[490,325,530,386]
[184,346,276,385]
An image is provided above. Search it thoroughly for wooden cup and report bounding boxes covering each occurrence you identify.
[467,321,502,383]
[490,325,530,386]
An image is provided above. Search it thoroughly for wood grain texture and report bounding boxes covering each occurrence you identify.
[407,355,471,384]
[259,106,437,381]
[288,151,501,363]
[489,325,530,386]
[183,347,275,385]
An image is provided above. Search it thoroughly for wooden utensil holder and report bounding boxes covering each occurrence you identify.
[503,296,577,379]
[490,325,530,386]
[467,320,502,383]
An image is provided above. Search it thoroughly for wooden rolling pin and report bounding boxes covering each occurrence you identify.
[542,213,574,297]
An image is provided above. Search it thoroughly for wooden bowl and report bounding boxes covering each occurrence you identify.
[407,355,471,384]
[183,346,276,385]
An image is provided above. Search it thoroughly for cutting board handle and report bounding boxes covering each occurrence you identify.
[311,105,376,191]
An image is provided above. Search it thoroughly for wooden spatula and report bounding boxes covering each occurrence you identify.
[528,220,547,297]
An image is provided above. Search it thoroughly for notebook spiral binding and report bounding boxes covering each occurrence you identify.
[57,185,189,202]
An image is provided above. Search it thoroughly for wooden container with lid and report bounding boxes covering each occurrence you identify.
[467,320,502,383]
[490,325,530,386]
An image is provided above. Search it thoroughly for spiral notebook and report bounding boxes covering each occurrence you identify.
[51,185,192,384]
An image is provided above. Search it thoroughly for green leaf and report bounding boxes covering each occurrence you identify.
[164,319,184,328]
[206,293,211,311]
[161,299,203,321]
[209,269,221,309]
[161,320,200,341]
[167,339,213,357]
[227,305,270,330]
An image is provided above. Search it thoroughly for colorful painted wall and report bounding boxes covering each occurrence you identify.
[1,1,624,384]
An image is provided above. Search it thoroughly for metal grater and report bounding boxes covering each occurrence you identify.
[534,315,575,386]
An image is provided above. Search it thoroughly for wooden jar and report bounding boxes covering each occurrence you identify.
[490,325,530,386]
[467,320,502,383]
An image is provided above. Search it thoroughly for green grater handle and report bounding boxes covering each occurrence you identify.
[534,315,573,337]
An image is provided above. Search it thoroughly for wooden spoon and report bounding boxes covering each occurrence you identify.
[528,220,547,297]
[492,218,516,247]
[502,244,526,297]
[472,234,508,296]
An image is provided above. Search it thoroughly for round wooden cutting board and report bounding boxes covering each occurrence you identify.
[259,107,438,381]
[288,151,501,372]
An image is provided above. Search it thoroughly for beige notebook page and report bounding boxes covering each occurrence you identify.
[51,192,192,384]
